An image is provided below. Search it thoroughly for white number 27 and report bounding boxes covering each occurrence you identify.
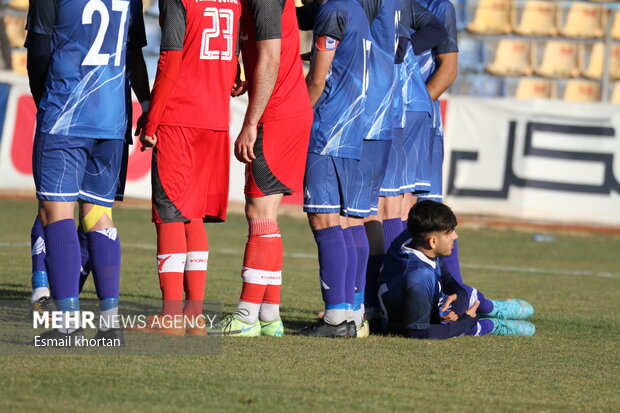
[82,0,129,66]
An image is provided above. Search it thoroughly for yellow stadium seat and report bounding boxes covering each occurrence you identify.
[559,2,604,38]
[514,1,558,37]
[582,43,620,80]
[4,16,27,49]
[515,78,555,99]
[467,0,513,35]
[563,80,601,102]
[11,50,28,76]
[611,82,620,104]
[486,39,533,76]
[7,0,28,11]
[613,11,620,40]
[536,41,580,78]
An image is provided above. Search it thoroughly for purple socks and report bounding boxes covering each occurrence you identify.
[383,218,404,254]
[86,228,121,300]
[43,219,80,304]
[313,226,347,310]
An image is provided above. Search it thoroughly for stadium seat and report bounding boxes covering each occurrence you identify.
[514,1,558,37]
[4,16,26,49]
[613,10,620,40]
[6,0,28,11]
[11,50,27,76]
[515,78,555,99]
[611,82,620,104]
[559,2,605,38]
[582,43,620,80]
[535,41,580,78]
[458,37,485,73]
[467,0,512,35]
[563,80,601,102]
[486,39,533,76]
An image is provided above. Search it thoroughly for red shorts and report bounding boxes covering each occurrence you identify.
[152,125,229,223]
[245,110,313,197]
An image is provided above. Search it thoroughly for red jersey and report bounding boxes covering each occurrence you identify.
[158,0,242,131]
[240,0,311,122]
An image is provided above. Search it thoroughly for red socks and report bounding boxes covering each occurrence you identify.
[184,219,209,316]
[239,219,283,308]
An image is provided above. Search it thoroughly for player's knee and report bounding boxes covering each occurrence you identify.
[80,205,113,232]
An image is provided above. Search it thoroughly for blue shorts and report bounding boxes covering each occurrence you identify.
[114,142,130,201]
[303,153,357,215]
[33,132,124,207]
[417,126,443,202]
[347,140,391,217]
[379,128,404,197]
[403,111,432,195]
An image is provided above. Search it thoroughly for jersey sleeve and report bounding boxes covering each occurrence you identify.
[402,267,435,330]
[248,0,286,41]
[410,0,448,55]
[128,0,147,50]
[159,0,187,51]
[313,4,347,42]
[25,0,57,40]
[432,0,458,55]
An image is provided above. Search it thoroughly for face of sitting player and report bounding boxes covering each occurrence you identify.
[428,229,458,258]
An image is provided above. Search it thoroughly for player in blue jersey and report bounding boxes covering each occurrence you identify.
[378,200,535,339]
[298,0,372,338]
[362,0,448,332]
[26,0,149,346]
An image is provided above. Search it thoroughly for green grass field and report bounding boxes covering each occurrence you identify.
[1,198,619,412]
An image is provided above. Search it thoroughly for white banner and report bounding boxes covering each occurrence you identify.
[443,97,620,225]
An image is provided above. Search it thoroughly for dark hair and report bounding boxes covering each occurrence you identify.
[407,200,457,248]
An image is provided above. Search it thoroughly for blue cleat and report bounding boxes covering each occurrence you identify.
[482,298,534,320]
[485,318,536,336]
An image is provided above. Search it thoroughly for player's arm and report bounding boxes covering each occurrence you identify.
[409,0,448,55]
[235,0,285,164]
[439,269,469,316]
[126,0,151,134]
[24,0,56,108]
[424,0,458,100]
[140,0,186,150]
[306,47,334,105]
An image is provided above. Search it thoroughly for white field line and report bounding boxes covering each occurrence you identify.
[1,241,618,279]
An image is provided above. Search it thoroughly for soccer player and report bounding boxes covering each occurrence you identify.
[362,0,448,332]
[26,0,149,345]
[414,0,464,283]
[297,0,372,338]
[138,0,242,337]
[220,0,313,337]
[378,200,536,339]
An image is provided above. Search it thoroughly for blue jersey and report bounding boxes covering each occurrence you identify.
[28,0,144,140]
[309,0,372,160]
[361,0,399,141]
[401,45,432,114]
[416,0,458,84]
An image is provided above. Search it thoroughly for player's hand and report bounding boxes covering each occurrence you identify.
[135,112,148,136]
[235,124,257,163]
[231,79,247,97]
[465,300,480,318]
[440,294,458,321]
[140,132,157,151]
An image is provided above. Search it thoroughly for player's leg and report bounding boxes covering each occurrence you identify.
[78,137,126,343]
[32,132,89,343]
[30,215,52,311]
[298,154,353,338]
[183,219,209,335]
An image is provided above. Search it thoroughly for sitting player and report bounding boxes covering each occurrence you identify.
[378,200,535,339]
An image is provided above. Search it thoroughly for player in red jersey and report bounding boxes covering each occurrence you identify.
[221,0,313,337]
[138,0,242,336]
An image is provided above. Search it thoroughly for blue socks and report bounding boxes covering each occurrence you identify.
[347,225,369,326]
[342,227,357,317]
[383,218,404,254]
[467,318,494,336]
[43,219,81,302]
[30,216,49,302]
[87,228,121,331]
[78,229,91,292]
[441,239,463,283]
[313,226,347,324]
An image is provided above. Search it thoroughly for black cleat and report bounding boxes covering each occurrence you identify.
[93,328,125,346]
[30,328,86,347]
[32,296,55,319]
[347,321,357,338]
[294,319,350,338]
[368,317,384,335]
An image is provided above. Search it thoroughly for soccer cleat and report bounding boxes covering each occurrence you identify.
[355,319,369,338]
[210,313,260,337]
[295,318,350,338]
[260,318,284,337]
[347,321,357,338]
[30,328,86,347]
[32,296,55,319]
[125,314,186,337]
[483,298,534,320]
[485,318,536,336]
[93,328,125,346]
